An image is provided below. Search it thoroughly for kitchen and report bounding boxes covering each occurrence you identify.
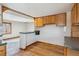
[0,3,79,56]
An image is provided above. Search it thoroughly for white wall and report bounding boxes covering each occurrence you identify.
[3,21,35,38]
[36,11,71,46]
[64,11,71,36]
[37,25,65,46]
[12,22,35,35]
[24,22,35,32]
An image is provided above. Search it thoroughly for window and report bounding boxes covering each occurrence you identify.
[3,22,12,34]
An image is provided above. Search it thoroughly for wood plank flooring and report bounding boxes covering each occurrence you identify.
[14,41,64,56]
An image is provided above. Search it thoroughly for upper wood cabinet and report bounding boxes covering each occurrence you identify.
[34,13,66,27]
[71,4,77,25]
[43,15,56,25]
[34,17,44,27]
[72,4,79,25]
[43,16,49,25]
[56,13,66,26]
[76,4,79,24]
[34,15,56,27]
[51,15,56,24]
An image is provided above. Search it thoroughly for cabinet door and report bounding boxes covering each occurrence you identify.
[67,48,79,56]
[0,45,6,56]
[27,34,36,46]
[43,16,47,25]
[44,16,49,24]
[56,13,66,26]
[47,16,56,24]
[51,15,56,24]
[76,4,79,24]
[72,4,77,25]
[34,18,38,27]
[43,15,56,25]
[34,17,43,27]
[45,16,52,24]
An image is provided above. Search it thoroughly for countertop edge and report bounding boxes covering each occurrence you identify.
[3,36,20,41]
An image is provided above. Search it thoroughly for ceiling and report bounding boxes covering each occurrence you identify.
[3,3,73,17]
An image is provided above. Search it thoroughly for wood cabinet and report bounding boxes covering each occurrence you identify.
[72,32,79,37]
[34,17,44,27]
[56,13,66,26]
[34,15,56,27]
[34,13,66,27]
[0,44,6,56]
[67,48,79,56]
[43,16,48,25]
[71,26,79,37]
[71,4,77,25]
[76,4,79,24]
[64,48,79,56]
[72,4,79,25]
[43,15,56,25]
[71,4,79,37]
[51,15,56,24]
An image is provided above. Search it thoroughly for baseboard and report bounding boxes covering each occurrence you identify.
[20,41,64,50]
[37,40,64,47]
[37,41,64,47]
[20,41,38,50]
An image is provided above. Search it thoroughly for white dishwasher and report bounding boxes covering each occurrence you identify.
[20,32,36,49]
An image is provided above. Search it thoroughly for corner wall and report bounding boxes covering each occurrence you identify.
[37,11,71,46]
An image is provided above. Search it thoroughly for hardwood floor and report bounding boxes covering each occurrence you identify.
[14,41,64,56]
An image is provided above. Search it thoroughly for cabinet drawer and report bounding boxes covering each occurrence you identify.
[72,32,79,37]
[72,26,79,32]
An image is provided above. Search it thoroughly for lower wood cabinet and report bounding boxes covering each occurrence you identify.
[71,26,79,37]
[67,48,79,56]
[72,32,79,37]
[0,44,6,56]
[64,48,79,56]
